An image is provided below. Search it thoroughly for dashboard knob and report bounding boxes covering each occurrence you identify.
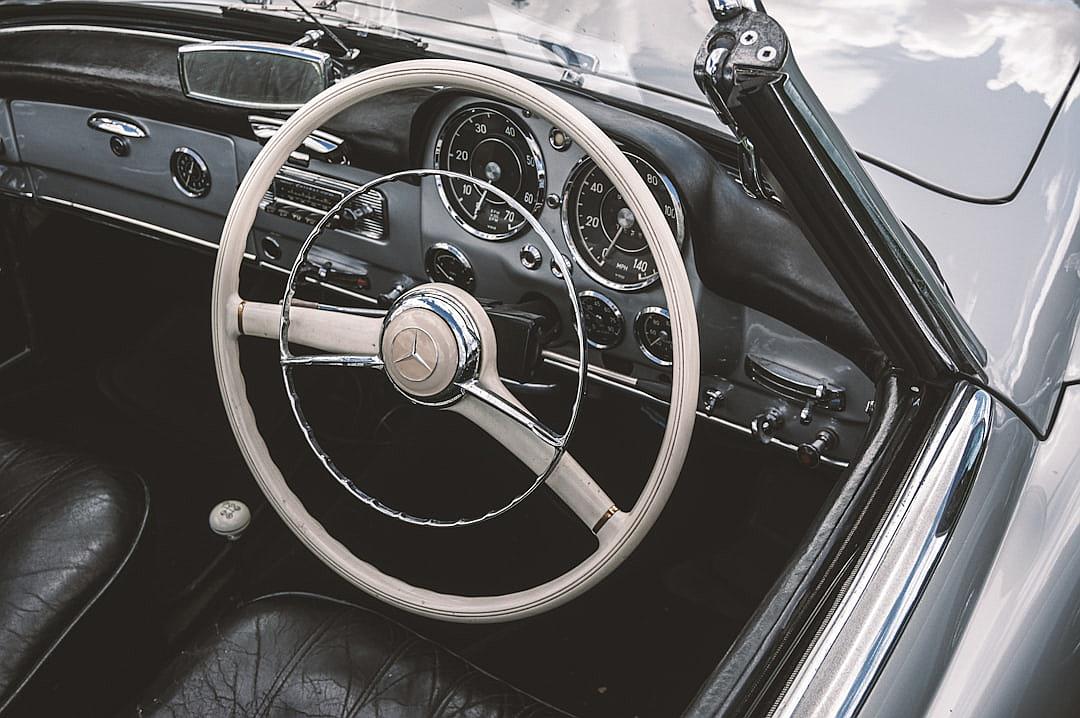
[703,387,726,414]
[750,407,785,444]
[519,243,543,271]
[796,428,839,468]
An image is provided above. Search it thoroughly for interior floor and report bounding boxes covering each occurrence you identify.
[0,211,839,717]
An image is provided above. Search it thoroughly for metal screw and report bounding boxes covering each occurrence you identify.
[739,30,759,45]
[546,193,562,209]
[757,46,778,62]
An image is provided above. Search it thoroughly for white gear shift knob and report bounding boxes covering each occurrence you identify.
[209,500,251,540]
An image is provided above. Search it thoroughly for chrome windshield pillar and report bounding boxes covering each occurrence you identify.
[694,6,986,382]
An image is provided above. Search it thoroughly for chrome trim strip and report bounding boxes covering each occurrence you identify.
[0,24,205,43]
[36,195,258,261]
[249,115,344,156]
[770,383,992,718]
[38,195,219,250]
[0,347,32,373]
[541,350,849,469]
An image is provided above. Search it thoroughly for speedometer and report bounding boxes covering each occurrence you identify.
[562,151,684,291]
[434,105,546,240]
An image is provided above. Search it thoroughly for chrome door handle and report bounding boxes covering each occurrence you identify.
[87,114,148,139]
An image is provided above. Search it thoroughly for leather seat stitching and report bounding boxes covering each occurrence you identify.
[343,634,421,718]
[251,608,346,717]
[0,456,84,536]
[240,593,572,717]
[0,465,149,714]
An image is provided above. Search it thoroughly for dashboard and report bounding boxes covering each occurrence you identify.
[0,27,876,468]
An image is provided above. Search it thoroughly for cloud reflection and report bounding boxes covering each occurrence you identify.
[769,0,1080,114]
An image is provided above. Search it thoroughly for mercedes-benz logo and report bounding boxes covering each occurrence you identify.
[390,326,439,382]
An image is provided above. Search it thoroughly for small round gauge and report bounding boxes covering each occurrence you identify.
[578,291,623,350]
[434,105,546,240]
[170,147,211,198]
[562,151,684,291]
[425,243,475,293]
[635,307,673,366]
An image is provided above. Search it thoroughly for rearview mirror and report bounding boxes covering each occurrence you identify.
[178,41,335,111]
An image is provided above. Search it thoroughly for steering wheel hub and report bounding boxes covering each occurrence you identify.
[380,285,481,405]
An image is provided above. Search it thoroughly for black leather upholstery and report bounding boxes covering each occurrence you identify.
[0,432,148,713]
[131,593,569,717]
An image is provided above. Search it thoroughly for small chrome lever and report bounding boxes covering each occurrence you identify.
[751,407,785,444]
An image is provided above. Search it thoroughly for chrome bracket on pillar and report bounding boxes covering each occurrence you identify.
[693,10,786,200]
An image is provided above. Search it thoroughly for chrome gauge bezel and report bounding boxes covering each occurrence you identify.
[561,150,685,292]
[433,103,547,241]
[169,146,211,199]
[424,242,475,293]
[578,289,624,350]
[635,306,674,367]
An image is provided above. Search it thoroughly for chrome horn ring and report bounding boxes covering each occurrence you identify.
[279,168,587,528]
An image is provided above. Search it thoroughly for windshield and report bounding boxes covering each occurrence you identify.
[268,0,717,103]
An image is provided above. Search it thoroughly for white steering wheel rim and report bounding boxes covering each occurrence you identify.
[212,59,700,622]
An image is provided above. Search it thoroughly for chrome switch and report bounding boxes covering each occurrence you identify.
[751,407,785,444]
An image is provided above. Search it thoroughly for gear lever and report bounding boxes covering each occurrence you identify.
[209,500,251,541]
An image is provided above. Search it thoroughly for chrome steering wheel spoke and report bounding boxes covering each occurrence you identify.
[280,354,384,368]
[457,378,565,449]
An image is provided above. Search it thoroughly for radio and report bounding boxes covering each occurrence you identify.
[260,166,386,242]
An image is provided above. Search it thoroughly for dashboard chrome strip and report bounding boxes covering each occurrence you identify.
[39,196,213,249]
[37,194,382,305]
[541,350,848,469]
[0,24,205,43]
[770,383,992,718]
[37,195,258,261]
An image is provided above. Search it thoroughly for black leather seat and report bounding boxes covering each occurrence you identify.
[0,432,148,714]
[131,593,569,717]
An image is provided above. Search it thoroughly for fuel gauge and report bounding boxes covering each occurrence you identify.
[635,307,673,366]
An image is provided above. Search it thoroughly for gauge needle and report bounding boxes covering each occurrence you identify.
[470,189,488,220]
[435,257,454,281]
[600,227,624,264]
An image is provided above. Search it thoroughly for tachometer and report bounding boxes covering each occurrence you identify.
[434,105,546,240]
[562,151,684,291]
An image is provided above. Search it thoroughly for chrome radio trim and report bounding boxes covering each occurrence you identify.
[261,166,386,242]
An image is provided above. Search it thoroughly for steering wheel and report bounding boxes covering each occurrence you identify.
[212,60,700,622]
